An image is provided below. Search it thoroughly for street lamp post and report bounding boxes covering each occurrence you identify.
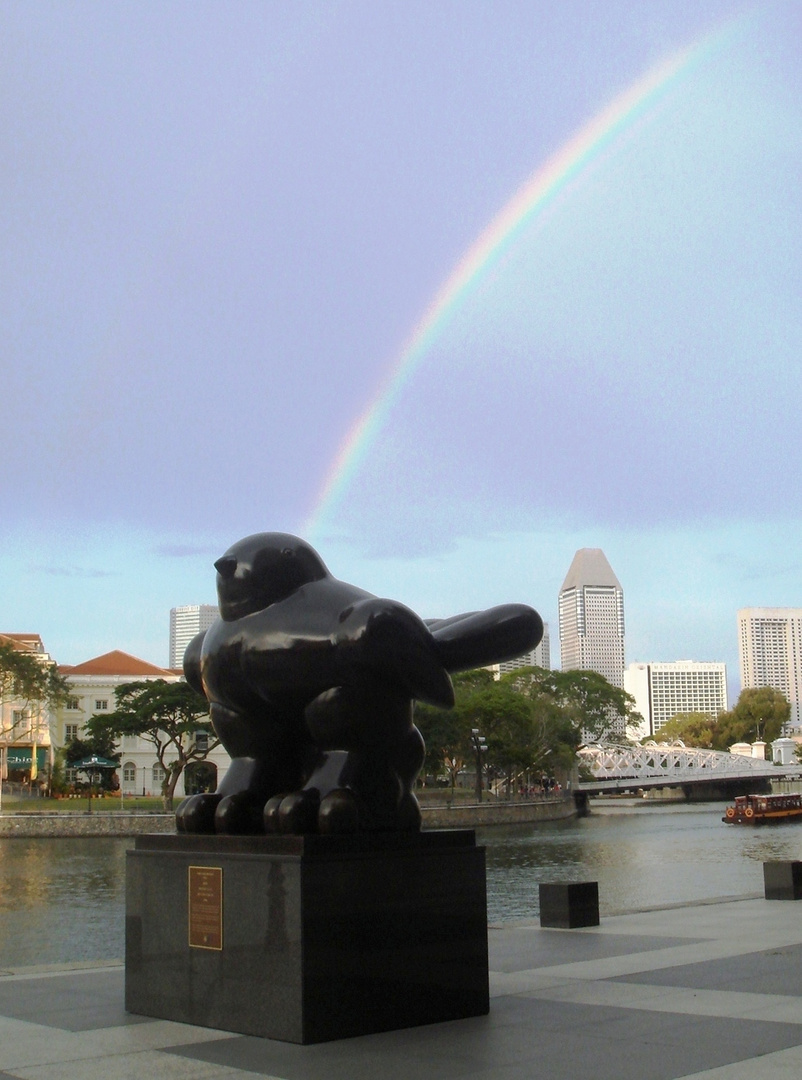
[471,728,487,802]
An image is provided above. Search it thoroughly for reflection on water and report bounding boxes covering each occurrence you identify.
[482,802,802,921]
[0,838,128,967]
[2,804,802,965]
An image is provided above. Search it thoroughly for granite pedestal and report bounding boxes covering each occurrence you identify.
[763,860,802,901]
[125,830,489,1044]
[539,881,600,928]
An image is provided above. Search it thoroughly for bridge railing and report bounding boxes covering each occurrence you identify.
[578,741,799,783]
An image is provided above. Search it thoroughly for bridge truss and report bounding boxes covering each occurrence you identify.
[578,741,799,790]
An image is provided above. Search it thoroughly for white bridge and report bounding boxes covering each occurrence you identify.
[577,741,801,793]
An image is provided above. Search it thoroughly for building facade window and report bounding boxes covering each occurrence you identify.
[65,724,79,742]
[95,700,109,711]
[66,697,80,710]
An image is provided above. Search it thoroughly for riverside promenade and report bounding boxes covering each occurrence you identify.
[3,892,802,1080]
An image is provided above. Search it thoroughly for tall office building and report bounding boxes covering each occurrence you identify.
[625,661,728,739]
[559,548,625,688]
[738,608,802,732]
[169,605,218,669]
[492,624,551,676]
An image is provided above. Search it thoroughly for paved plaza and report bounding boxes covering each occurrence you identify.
[3,893,802,1080]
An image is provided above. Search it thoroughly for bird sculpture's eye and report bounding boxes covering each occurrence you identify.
[282,548,293,558]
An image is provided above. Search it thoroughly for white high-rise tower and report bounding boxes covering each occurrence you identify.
[169,605,218,669]
[559,549,625,689]
[738,608,802,732]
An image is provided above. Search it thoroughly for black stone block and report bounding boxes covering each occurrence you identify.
[125,830,489,1043]
[764,861,802,901]
[539,881,599,928]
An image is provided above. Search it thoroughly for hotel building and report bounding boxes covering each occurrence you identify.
[738,608,802,732]
[625,660,728,740]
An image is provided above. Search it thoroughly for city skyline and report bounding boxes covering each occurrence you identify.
[3,3,801,684]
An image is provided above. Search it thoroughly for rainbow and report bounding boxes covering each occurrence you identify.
[305,20,742,537]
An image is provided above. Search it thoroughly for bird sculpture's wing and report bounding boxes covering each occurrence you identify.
[183,630,208,698]
[428,604,543,673]
[337,598,455,709]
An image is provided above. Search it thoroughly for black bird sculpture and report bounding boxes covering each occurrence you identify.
[176,532,543,835]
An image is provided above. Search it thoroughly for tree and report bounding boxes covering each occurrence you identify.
[0,641,70,725]
[712,687,791,750]
[414,667,585,799]
[64,733,120,791]
[415,670,493,792]
[84,680,218,810]
[652,712,716,748]
[502,666,639,744]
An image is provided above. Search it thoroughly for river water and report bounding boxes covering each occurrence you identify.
[2,803,802,967]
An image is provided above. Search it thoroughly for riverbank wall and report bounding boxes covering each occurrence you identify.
[0,813,176,837]
[0,797,576,837]
[421,797,576,829]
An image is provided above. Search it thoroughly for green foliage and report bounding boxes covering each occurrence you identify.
[84,680,215,810]
[415,665,606,797]
[499,666,640,745]
[64,734,120,790]
[0,642,70,725]
[48,749,67,796]
[652,712,717,748]
[650,690,792,751]
[711,687,791,750]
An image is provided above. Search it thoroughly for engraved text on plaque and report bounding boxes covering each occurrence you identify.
[188,865,223,950]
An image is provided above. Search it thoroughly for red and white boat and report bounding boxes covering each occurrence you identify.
[723,793,802,824]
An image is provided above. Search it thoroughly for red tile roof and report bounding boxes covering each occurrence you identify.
[58,650,174,677]
[0,633,45,653]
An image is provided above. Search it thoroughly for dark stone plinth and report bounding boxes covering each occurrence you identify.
[764,861,802,901]
[125,830,489,1044]
[539,881,600,928]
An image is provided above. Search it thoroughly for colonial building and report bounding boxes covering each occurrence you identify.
[0,633,54,784]
[54,650,229,797]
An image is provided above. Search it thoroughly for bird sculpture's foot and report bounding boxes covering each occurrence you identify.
[318,788,360,835]
[175,793,221,834]
[264,790,321,834]
[214,791,267,834]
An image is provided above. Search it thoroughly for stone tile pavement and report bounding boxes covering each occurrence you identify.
[3,896,802,1080]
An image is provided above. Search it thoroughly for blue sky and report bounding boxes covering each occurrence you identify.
[2,1,801,702]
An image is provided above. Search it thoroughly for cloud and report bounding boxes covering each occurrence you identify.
[152,543,220,558]
[31,565,121,579]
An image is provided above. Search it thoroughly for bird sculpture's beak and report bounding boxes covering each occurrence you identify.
[214,556,238,580]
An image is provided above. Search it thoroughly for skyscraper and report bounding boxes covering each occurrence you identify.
[559,549,625,688]
[738,608,802,732]
[624,660,728,739]
[169,605,218,669]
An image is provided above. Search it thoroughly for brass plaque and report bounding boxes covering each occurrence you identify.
[188,866,223,950]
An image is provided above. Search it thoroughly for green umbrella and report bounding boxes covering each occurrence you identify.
[69,755,118,812]
[69,755,118,770]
